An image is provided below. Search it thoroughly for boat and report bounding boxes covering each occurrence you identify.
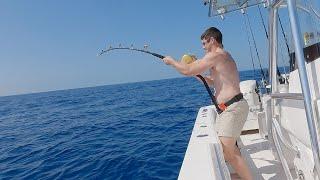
[178,0,320,179]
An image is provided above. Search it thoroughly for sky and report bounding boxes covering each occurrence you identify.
[0,0,274,96]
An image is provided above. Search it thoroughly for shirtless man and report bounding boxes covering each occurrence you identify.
[162,27,252,180]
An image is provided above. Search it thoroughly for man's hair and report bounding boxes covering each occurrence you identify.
[201,27,223,45]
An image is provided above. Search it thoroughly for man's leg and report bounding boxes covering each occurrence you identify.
[219,136,253,180]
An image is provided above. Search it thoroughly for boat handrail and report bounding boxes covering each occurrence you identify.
[272,117,300,157]
[270,93,304,100]
[278,4,320,20]
[271,117,295,180]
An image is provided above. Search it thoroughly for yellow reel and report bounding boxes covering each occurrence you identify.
[181,54,196,64]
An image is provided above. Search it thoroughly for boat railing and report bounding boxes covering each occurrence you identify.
[272,117,300,157]
[270,92,303,100]
[271,117,299,180]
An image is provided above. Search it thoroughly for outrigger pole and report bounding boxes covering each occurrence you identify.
[98,44,223,114]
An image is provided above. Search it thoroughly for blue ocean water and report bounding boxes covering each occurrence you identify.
[0,70,264,180]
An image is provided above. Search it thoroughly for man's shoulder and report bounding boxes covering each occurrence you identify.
[204,51,226,60]
[212,51,232,63]
[203,50,233,67]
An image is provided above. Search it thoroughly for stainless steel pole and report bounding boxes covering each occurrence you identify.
[271,8,278,94]
[287,0,320,177]
[268,6,278,140]
[268,7,293,178]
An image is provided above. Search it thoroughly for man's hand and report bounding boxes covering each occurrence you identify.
[162,55,194,76]
[162,56,175,65]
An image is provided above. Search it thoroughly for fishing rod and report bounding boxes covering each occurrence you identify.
[195,74,223,114]
[98,44,222,113]
[98,44,164,59]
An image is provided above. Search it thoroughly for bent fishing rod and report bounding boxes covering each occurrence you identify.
[98,45,164,59]
[98,44,223,114]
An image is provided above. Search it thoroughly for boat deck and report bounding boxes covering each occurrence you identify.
[178,105,299,180]
[236,133,297,180]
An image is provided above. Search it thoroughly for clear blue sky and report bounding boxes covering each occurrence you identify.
[1,0,272,96]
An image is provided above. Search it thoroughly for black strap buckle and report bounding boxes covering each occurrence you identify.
[217,93,243,114]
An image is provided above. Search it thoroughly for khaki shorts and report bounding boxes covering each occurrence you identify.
[215,99,249,138]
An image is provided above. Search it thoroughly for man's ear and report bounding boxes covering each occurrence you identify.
[210,37,216,44]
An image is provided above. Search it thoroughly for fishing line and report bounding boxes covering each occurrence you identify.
[98,45,222,113]
[244,13,267,82]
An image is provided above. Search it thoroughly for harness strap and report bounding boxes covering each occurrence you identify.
[218,93,244,111]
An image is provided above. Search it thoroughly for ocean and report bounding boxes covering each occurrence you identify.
[0,70,265,180]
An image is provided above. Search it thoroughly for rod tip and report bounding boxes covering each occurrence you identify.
[97,50,104,56]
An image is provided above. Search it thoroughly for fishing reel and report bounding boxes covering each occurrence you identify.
[181,54,197,64]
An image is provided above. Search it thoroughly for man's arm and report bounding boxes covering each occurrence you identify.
[163,54,216,76]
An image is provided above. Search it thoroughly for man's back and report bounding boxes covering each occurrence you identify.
[210,51,241,103]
